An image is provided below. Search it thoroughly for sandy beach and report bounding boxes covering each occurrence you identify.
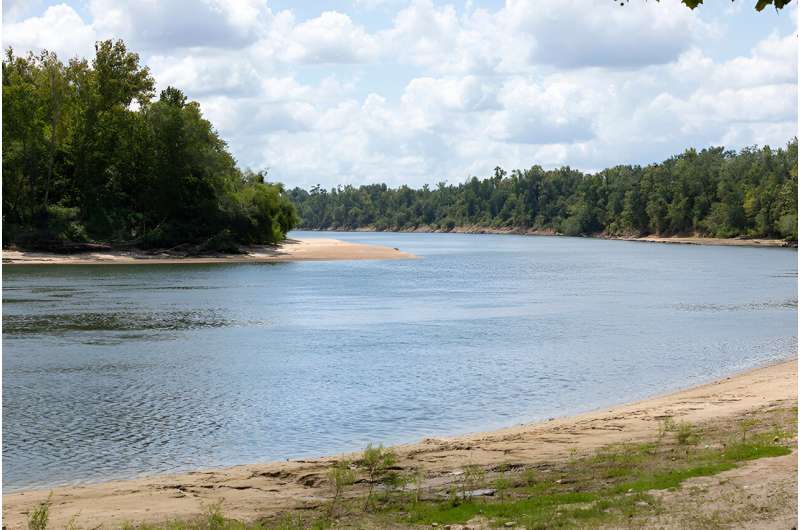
[4,358,795,529]
[616,235,792,247]
[1,238,416,266]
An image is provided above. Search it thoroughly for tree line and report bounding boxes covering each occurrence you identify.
[289,140,798,241]
[3,40,297,251]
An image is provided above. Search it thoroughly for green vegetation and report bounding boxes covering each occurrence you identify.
[27,493,52,530]
[3,41,297,251]
[618,0,794,10]
[325,460,355,518]
[683,0,793,10]
[401,436,791,529]
[289,140,798,242]
[62,405,794,530]
[357,443,400,510]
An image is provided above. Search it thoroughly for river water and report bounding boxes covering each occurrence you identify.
[3,231,796,490]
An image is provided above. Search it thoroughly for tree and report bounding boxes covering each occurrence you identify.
[3,40,297,250]
[289,139,797,242]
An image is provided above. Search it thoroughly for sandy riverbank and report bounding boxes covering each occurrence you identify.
[1,238,416,265]
[306,226,794,248]
[4,358,796,529]
[615,235,792,247]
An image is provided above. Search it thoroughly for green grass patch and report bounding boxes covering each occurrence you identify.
[722,442,791,461]
[64,407,799,530]
[612,463,735,494]
[407,491,601,527]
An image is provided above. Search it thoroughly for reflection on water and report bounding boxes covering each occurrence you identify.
[3,231,797,490]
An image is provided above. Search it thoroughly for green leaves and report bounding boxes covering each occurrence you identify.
[290,139,798,242]
[3,40,297,249]
[618,0,794,11]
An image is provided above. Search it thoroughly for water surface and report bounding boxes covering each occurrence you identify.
[3,232,797,490]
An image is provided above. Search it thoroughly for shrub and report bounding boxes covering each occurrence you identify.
[359,443,397,510]
[327,460,355,518]
[675,422,698,445]
[45,205,88,243]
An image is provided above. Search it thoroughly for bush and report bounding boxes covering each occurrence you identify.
[327,460,355,518]
[777,213,797,240]
[45,205,88,243]
[359,443,398,510]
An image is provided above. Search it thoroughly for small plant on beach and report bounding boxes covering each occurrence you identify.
[327,460,355,518]
[739,418,759,442]
[27,493,52,530]
[460,464,487,500]
[203,500,226,530]
[447,484,461,507]
[675,422,698,445]
[656,417,673,445]
[358,443,397,510]
[520,468,538,487]
[568,447,579,464]
[494,464,512,502]
[274,513,331,530]
[409,467,426,505]
[65,512,81,530]
[381,469,409,505]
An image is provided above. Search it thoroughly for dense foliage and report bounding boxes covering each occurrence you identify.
[3,41,297,250]
[289,141,798,241]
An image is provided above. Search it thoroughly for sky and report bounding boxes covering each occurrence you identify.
[3,0,798,189]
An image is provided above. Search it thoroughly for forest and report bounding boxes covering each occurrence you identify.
[3,40,297,251]
[4,41,796,250]
[289,140,798,241]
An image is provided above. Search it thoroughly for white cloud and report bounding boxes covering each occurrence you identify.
[2,1,797,188]
[504,0,708,69]
[382,0,515,74]
[401,76,499,129]
[279,11,379,64]
[148,53,264,96]
[88,0,270,50]
[489,76,600,144]
[3,3,96,59]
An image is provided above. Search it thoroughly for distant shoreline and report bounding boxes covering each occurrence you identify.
[300,226,796,248]
[3,357,795,528]
[2,237,417,265]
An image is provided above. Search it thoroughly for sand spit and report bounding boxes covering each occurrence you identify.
[2,238,417,266]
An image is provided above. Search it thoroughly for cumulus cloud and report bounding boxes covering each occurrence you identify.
[382,0,516,74]
[88,0,270,50]
[279,11,379,63]
[504,0,708,69]
[4,3,96,59]
[3,1,796,188]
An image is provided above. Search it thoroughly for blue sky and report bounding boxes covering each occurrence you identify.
[3,0,797,189]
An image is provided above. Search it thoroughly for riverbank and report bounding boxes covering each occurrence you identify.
[304,226,795,248]
[4,358,796,529]
[1,237,416,265]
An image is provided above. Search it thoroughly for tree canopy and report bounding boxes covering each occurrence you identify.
[618,0,794,10]
[289,140,798,242]
[3,40,297,251]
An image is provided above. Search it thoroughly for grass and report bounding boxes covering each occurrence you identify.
[27,493,51,530]
[400,435,792,529]
[32,405,797,530]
